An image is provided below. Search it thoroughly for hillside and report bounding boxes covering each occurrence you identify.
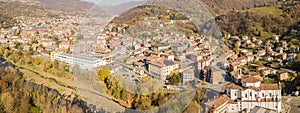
[0,0,105,28]
[215,3,300,38]
[107,0,281,36]
[110,5,189,24]
[37,0,100,12]
[0,65,105,113]
[108,5,199,36]
[200,0,278,15]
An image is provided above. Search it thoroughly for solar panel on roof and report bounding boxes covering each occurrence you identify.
[163,60,175,66]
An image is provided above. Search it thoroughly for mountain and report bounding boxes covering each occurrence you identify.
[99,1,145,15]
[37,0,99,12]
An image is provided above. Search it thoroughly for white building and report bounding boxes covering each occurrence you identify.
[182,68,195,84]
[55,53,106,70]
[205,75,282,113]
[148,59,179,80]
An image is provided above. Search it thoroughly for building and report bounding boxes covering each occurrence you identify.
[277,71,289,81]
[205,94,236,113]
[182,68,195,84]
[205,75,282,113]
[150,43,171,51]
[187,53,203,62]
[148,59,179,80]
[206,67,224,84]
[249,106,277,113]
[55,53,106,70]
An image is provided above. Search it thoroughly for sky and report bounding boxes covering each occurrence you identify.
[86,0,145,5]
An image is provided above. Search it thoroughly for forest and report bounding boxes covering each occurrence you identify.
[215,2,300,38]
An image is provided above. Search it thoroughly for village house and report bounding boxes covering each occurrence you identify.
[59,40,70,49]
[277,71,289,81]
[205,76,282,113]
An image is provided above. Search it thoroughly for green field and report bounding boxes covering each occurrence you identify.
[247,5,283,16]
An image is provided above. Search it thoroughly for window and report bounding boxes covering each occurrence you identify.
[235,93,237,96]
[245,94,247,98]
[269,93,272,97]
[262,93,264,97]
[250,92,252,97]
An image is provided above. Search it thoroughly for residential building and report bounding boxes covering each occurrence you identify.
[182,68,195,84]
[148,59,179,80]
[205,76,282,113]
[206,67,224,84]
[55,53,106,70]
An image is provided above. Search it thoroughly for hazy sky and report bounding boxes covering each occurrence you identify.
[86,0,145,5]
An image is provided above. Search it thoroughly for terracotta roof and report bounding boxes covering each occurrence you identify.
[260,83,281,90]
[182,68,194,75]
[149,59,178,67]
[226,83,243,90]
[205,94,235,109]
[242,76,261,83]
[246,86,261,91]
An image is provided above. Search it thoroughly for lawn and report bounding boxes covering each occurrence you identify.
[247,5,283,16]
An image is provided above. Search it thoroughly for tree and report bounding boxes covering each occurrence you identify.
[14,42,21,49]
[168,70,181,85]
[98,67,111,81]
[62,63,70,72]
[183,101,200,113]
[43,61,53,71]
[3,49,10,58]
[120,89,128,101]
[53,60,59,70]
[194,87,205,103]
[20,96,30,113]
[0,92,14,113]
[134,95,152,110]
[33,58,42,65]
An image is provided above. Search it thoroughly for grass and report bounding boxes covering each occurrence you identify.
[247,5,283,16]
[246,49,255,53]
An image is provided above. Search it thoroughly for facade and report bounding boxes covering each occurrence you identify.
[206,67,224,84]
[182,68,195,84]
[187,53,203,62]
[148,59,179,80]
[249,106,277,113]
[205,75,282,113]
[55,53,106,70]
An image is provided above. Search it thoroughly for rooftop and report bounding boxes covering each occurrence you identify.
[260,83,281,90]
[226,83,243,90]
[57,53,102,62]
[242,76,261,83]
[205,94,235,109]
[149,59,178,67]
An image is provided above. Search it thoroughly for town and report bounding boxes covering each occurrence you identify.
[0,0,299,113]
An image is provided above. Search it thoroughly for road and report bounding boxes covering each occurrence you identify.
[282,96,300,113]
